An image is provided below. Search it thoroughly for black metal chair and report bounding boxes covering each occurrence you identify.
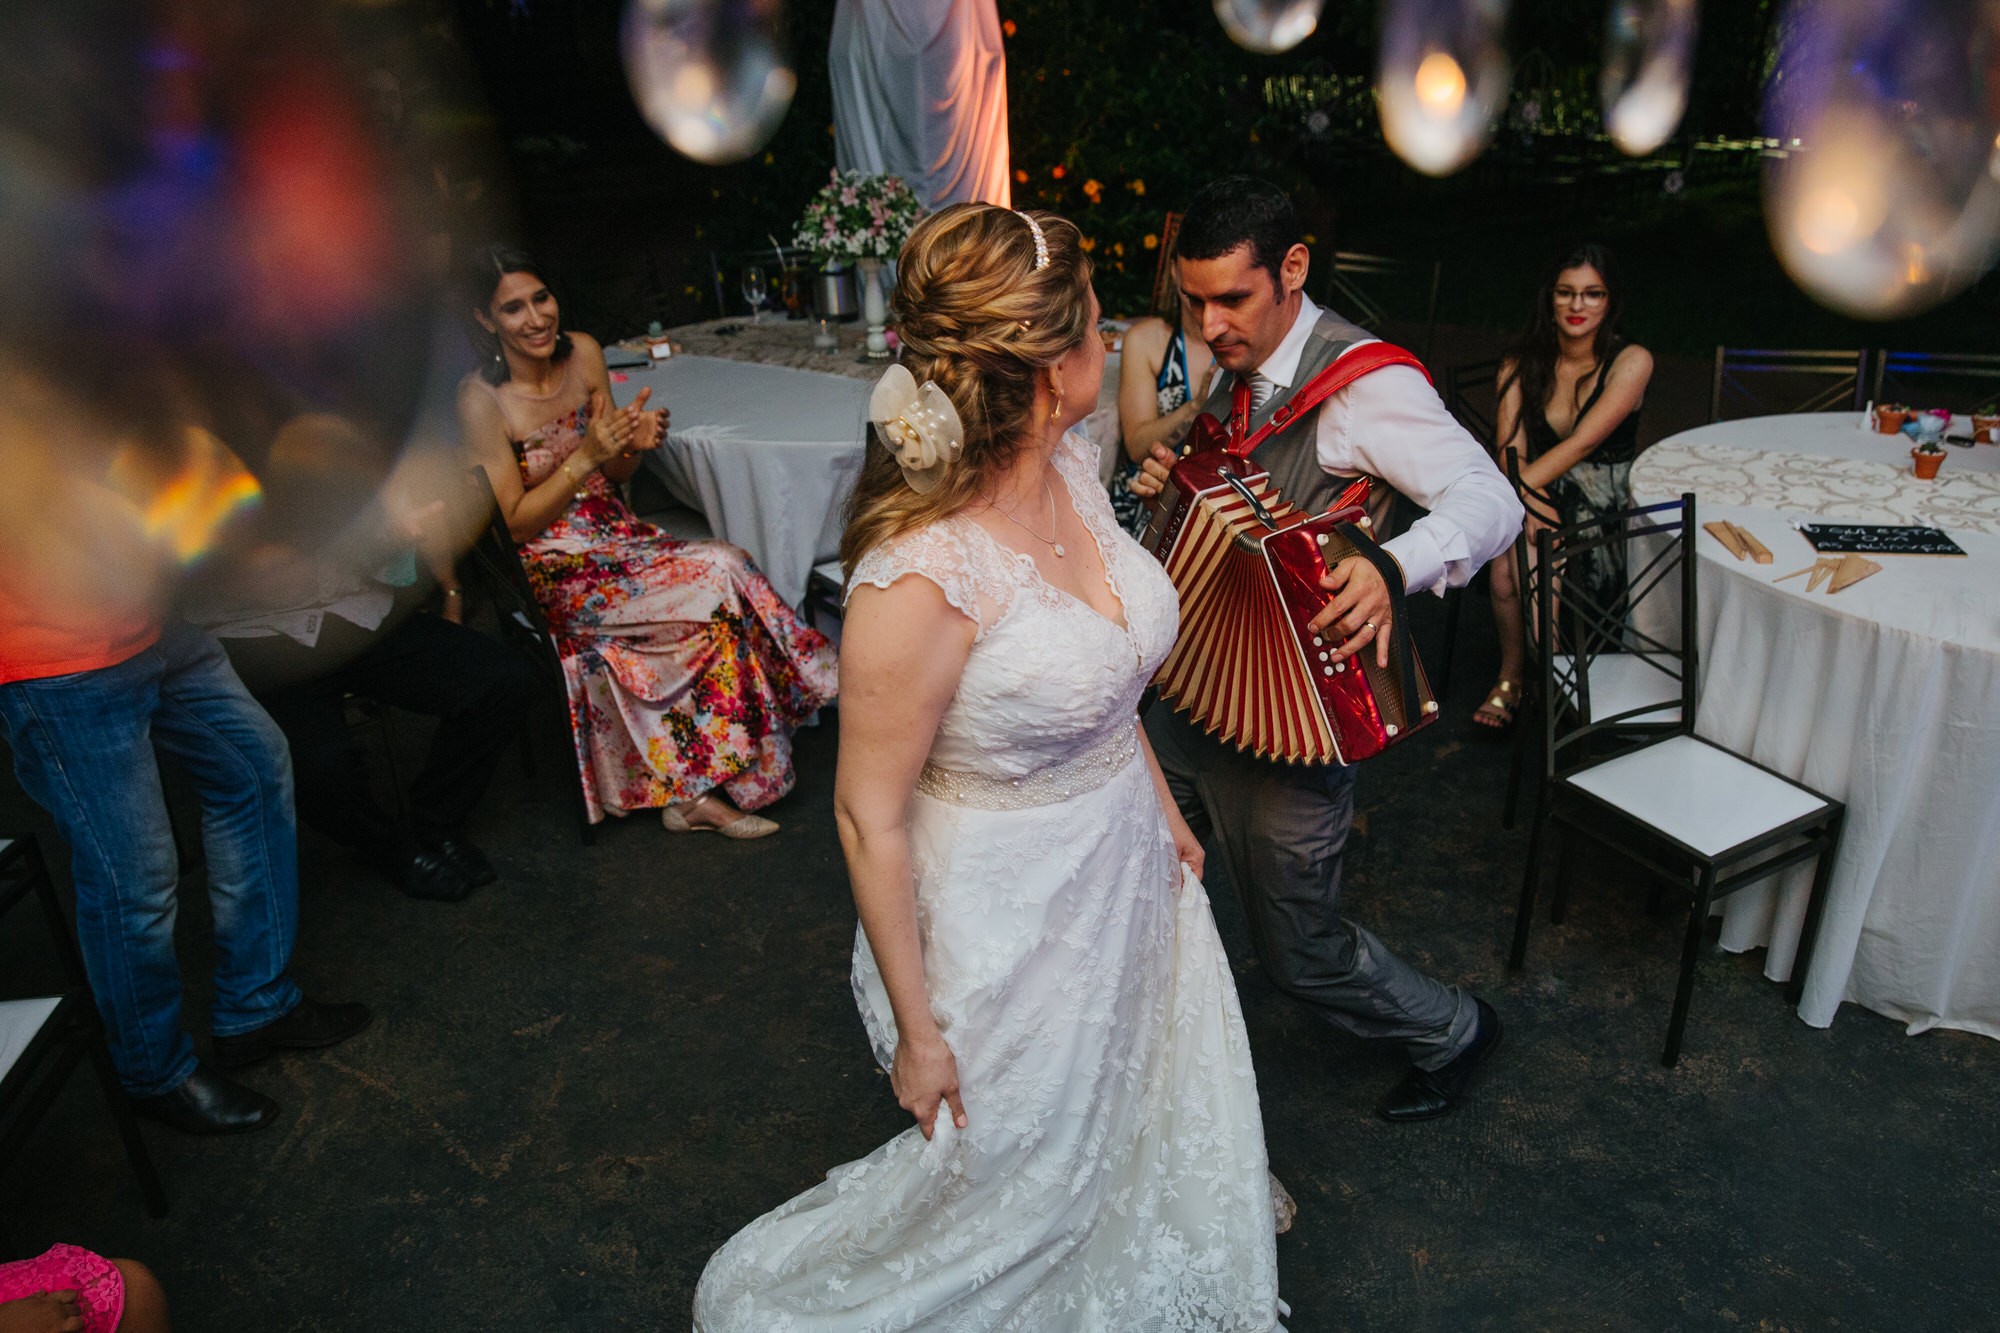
[1324,252,1443,366]
[802,559,846,636]
[1509,493,1847,1066]
[1870,350,2000,415]
[1425,356,1508,701]
[1445,356,1504,447]
[1497,452,1681,831]
[1710,347,1870,422]
[0,835,169,1240]
[459,470,596,846]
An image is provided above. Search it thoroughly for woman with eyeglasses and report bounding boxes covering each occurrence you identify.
[1475,243,1653,730]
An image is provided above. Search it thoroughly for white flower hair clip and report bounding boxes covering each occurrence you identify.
[869,364,965,493]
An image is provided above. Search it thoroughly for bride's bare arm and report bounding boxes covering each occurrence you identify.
[1137,729,1204,881]
[835,574,979,1139]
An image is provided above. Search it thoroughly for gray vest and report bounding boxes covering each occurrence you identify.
[1197,308,1384,522]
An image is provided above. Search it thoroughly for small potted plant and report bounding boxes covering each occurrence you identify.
[1911,434,1947,479]
[1972,401,2000,443]
[1874,402,1913,434]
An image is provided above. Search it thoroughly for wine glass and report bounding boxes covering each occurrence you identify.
[740,266,769,323]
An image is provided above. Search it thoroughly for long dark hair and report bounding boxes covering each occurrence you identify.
[465,244,573,385]
[1498,243,1627,443]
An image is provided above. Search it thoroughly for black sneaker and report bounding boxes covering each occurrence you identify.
[210,997,374,1070]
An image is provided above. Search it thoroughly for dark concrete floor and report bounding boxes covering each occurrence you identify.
[4,592,1997,1332]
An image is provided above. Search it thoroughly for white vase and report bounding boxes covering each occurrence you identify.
[858,257,890,360]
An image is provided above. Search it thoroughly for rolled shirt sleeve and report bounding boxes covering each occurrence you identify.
[1315,363,1524,595]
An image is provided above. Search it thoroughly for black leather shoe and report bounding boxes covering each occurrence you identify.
[430,836,498,889]
[210,997,374,1070]
[1377,998,1504,1123]
[381,846,476,902]
[131,1063,278,1135]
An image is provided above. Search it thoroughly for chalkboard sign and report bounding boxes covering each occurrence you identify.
[1796,523,1966,556]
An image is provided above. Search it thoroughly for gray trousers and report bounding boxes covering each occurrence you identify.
[1145,702,1476,1071]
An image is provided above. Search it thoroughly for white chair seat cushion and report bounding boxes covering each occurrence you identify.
[1557,651,1682,726]
[1564,734,1829,857]
[0,996,61,1081]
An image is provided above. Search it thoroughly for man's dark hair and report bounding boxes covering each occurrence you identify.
[1176,177,1305,284]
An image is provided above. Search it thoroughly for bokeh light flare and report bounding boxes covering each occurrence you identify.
[1214,0,1325,55]
[1377,0,1512,177]
[621,0,797,165]
[1600,0,1700,157]
[1764,0,2000,318]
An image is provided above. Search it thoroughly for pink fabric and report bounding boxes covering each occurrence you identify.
[0,1244,125,1332]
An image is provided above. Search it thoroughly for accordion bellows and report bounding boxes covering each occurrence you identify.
[1146,456,1439,766]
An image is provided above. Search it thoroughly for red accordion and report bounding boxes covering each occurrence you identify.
[1144,343,1440,765]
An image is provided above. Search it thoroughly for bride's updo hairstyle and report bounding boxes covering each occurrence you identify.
[840,203,1093,573]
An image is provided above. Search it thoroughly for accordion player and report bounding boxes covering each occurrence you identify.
[1142,342,1441,765]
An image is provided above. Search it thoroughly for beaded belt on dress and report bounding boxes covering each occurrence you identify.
[915,725,1139,810]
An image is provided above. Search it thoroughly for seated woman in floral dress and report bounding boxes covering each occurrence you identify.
[457,247,837,837]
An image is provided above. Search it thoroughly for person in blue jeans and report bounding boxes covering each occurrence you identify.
[0,616,372,1135]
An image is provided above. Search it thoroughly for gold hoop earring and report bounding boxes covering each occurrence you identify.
[1050,389,1063,422]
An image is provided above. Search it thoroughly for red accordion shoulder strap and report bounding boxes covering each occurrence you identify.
[1226,341,1432,457]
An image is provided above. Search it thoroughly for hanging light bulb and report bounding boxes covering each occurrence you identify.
[620,0,796,166]
[1377,0,1511,176]
[1214,0,1325,54]
[1600,0,1700,156]
[1764,0,2000,318]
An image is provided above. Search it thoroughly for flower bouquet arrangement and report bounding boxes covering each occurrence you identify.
[793,169,924,265]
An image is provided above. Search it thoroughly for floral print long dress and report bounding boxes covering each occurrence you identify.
[488,375,838,821]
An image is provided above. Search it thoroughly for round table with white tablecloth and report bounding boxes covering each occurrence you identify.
[612,324,1128,608]
[1630,414,2000,1039]
[609,355,872,609]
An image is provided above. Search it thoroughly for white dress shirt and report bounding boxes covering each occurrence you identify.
[1249,294,1523,595]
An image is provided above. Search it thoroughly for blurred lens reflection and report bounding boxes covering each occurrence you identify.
[1764,0,2000,318]
[1378,0,1512,177]
[1214,0,1325,55]
[1601,0,1700,157]
[621,0,797,165]
[0,0,491,640]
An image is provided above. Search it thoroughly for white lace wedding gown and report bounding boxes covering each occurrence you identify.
[693,433,1284,1331]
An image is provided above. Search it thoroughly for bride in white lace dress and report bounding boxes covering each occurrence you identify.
[694,205,1285,1332]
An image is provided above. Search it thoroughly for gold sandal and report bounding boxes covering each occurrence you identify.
[1472,679,1520,730]
[661,792,780,840]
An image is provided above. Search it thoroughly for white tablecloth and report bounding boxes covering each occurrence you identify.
[611,356,871,607]
[1631,415,2000,1039]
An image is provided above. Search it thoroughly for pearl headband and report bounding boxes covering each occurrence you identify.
[1017,211,1049,271]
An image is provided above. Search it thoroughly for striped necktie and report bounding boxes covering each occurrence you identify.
[1248,372,1275,414]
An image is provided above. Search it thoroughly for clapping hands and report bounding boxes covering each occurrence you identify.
[585,387,668,464]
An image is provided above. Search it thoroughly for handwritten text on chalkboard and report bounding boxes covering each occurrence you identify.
[1795,523,1966,556]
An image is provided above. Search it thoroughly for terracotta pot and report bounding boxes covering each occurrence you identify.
[1911,448,1945,479]
[1875,405,1912,434]
[1973,414,2000,443]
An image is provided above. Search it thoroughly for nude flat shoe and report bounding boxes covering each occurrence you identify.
[661,794,780,840]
